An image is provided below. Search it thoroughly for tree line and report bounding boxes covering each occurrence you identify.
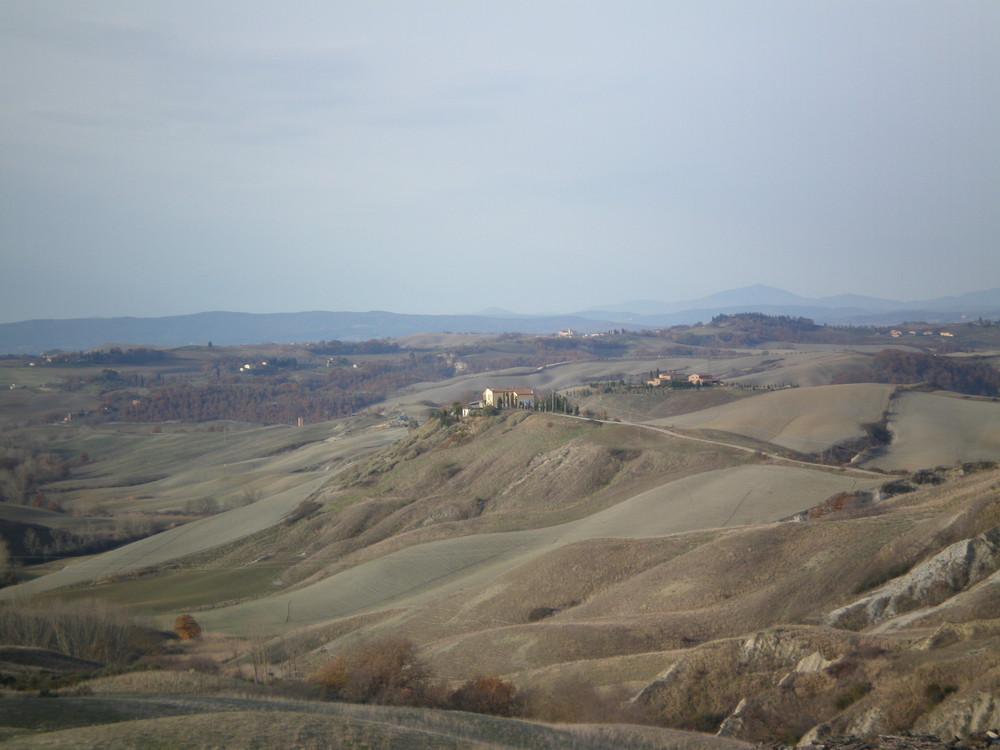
[46,348,168,365]
[102,355,456,424]
[305,339,402,355]
[832,350,1000,396]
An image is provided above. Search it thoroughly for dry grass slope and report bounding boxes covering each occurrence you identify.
[653,383,894,454]
[0,692,753,750]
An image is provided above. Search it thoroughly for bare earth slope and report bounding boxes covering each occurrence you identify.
[381,467,1000,742]
[195,462,879,633]
[724,351,874,388]
[649,383,895,454]
[0,426,404,599]
[868,390,1000,471]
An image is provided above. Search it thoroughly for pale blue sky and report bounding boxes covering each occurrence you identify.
[1,1,998,322]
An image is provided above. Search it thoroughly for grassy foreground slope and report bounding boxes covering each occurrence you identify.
[0,690,750,750]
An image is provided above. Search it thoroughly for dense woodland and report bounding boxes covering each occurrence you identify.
[666,313,888,348]
[0,444,73,507]
[103,354,455,423]
[832,349,1000,396]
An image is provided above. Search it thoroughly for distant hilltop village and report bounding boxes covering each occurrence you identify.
[463,371,724,417]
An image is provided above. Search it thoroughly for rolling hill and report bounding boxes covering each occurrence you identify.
[3,337,1000,747]
[5,284,1000,353]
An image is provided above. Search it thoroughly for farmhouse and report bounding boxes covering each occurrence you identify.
[688,373,720,386]
[483,387,536,409]
[648,370,685,386]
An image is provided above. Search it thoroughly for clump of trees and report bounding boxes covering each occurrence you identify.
[534,392,577,415]
[636,313,889,349]
[0,443,72,505]
[0,598,157,666]
[449,675,523,716]
[46,348,168,366]
[0,516,162,568]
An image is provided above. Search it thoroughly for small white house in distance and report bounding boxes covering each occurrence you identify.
[483,387,536,409]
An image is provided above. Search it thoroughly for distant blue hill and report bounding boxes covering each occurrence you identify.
[0,311,621,354]
[3,284,999,353]
[578,284,1000,325]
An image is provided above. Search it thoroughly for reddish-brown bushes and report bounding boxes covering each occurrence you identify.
[306,637,654,724]
[448,675,522,717]
[307,636,430,706]
[173,614,202,640]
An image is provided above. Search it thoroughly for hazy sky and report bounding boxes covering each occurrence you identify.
[2,1,999,322]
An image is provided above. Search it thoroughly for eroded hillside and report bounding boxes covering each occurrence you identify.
[269,458,1000,743]
[189,410,879,631]
[182,413,1000,744]
[5,338,1000,747]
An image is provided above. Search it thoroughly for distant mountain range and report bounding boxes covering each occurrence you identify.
[3,284,1000,354]
[0,311,622,354]
[569,284,1000,328]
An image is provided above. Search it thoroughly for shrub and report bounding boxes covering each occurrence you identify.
[685,710,727,733]
[306,655,349,693]
[924,682,957,707]
[854,562,913,594]
[173,614,202,640]
[284,499,321,525]
[911,469,946,485]
[527,606,559,622]
[525,679,652,725]
[834,682,872,710]
[879,479,915,499]
[309,636,430,706]
[449,675,522,717]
